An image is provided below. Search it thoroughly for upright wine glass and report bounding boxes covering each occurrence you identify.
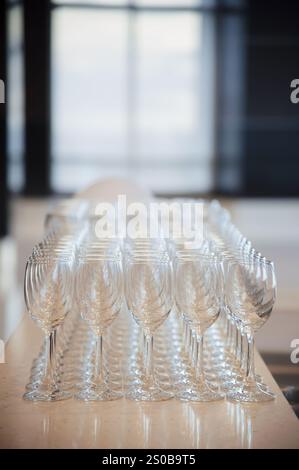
[23,249,73,401]
[225,257,277,402]
[75,244,123,401]
[125,249,173,401]
[175,251,224,401]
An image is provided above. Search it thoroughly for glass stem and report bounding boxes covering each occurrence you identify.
[235,327,240,363]
[241,333,248,373]
[187,326,192,359]
[142,331,147,371]
[44,330,57,390]
[237,328,242,366]
[230,322,235,354]
[236,326,240,360]
[183,321,187,348]
[227,320,232,351]
[192,333,197,367]
[144,335,154,383]
[195,335,204,383]
[94,335,104,387]
[246,333,256,383]
[185,324,189,353]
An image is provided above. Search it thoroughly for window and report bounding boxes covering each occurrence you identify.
[51,1,216,194]
[7,1,25,192]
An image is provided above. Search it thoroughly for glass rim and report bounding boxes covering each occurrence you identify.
[77,253,122,262]
[124,252,170,263]
[221,254,275,267]
[27,255,73,264]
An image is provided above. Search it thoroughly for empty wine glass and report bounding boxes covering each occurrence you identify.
[23,248,73,401]
[75,243,123,401]
[125,249,173,401]
[175,250,224,401]
[225,257,277,402]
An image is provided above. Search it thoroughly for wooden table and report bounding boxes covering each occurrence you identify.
[1,315,299,449]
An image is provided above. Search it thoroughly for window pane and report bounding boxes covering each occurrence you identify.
[134,12,215,192]
[52,0,129,5]
[135,13,201,161]
[51,7,215,194]
[7,4,25,192]
[135,1,216,6]
[52,1,215,5]
[51,9,128,192]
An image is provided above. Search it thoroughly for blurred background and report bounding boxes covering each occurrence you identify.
[0,0,298,397]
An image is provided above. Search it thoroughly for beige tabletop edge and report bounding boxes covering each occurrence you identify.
[0,314,299,449]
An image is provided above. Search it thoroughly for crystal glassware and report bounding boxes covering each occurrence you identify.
[75,243,123,401]
[174,250,224,401]
[23,248,74,401]
[125,248,174,401]
[225,257,277,402]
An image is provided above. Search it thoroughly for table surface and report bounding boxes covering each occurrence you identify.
[1,315,299,449]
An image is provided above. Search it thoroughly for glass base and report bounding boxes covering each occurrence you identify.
[23,389,72,402]
[75,387,122,401]
[226,381,276,403]
[220,373,243,392]
[25,382,40,391]
[177,381,224,402]
[126,383,174,401]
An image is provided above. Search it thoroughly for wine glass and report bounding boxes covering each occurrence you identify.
[75,243,123,401]
[125,249,173,401]
[23,249,73,401]
[225,257,277,402]
[174,250,224,401]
